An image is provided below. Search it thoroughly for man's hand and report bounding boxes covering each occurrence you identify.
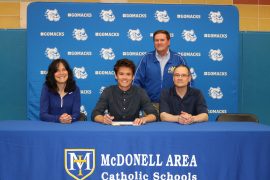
[178,111,194,125]
[133,117,146,126]
[103,114,114,125]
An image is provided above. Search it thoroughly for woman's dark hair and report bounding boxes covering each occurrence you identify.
[114,58,136,75]
[45,59,76,92]
[153,30,171,41]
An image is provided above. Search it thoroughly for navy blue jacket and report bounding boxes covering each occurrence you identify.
[40,84,81,122]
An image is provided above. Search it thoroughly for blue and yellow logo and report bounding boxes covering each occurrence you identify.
[65,148,95,180]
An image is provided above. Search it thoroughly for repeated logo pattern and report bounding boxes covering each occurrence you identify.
[209,87,223,99]
[155,10,170,22]
[190,67,197,80]
[99,86,106,94]
[45,9,60,22]
[72,28,88,41]
[100,10,115,22]
[45,47,60,60]
[209,11,224,23]
[182,30,197,42]
[73,67,88,79]
[100,48,115,60]
[128,29,143,41]
[27,3,239,121]
[209,49,224,61]
[80,105,88,116]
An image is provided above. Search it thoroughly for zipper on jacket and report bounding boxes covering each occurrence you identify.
[61,97,63,108]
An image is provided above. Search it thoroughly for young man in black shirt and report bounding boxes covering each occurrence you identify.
[92,59,157,125]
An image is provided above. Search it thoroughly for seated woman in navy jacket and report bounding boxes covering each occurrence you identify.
[40,59,81,123]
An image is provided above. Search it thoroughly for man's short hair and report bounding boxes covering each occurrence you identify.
[173,64,191,75]
[153,30,170,41]
[114,58,136,75]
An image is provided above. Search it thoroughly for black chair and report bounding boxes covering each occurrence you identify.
[216,113,259,123]
[78,112,87,121]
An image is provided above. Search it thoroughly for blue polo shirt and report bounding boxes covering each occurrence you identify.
[160,86,208,115]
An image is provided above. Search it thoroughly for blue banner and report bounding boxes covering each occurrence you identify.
[27,2,239,121]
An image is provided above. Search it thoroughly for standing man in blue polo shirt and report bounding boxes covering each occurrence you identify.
[160,65,208,124]
[134,30,186,113]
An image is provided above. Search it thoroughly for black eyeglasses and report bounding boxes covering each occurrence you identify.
[173,74,190,78]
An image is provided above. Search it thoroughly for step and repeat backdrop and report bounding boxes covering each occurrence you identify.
[27,2,239,121]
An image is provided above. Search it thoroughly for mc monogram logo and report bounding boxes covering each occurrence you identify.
[65,149,96,180]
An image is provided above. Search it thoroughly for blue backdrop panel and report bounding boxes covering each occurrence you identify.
[27,2,239,121]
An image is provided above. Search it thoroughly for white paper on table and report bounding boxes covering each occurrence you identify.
[112,121,134,126]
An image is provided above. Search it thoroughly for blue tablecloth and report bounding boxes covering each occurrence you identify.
[1,120,270,180]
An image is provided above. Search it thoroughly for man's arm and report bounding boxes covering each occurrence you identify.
[160,112,179,122]
[191,113,208,122]
[180,111,208,124]
[133,114,156,125]
[161,111,208,124]
[91,88,109,122]
[94,114,114,125]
